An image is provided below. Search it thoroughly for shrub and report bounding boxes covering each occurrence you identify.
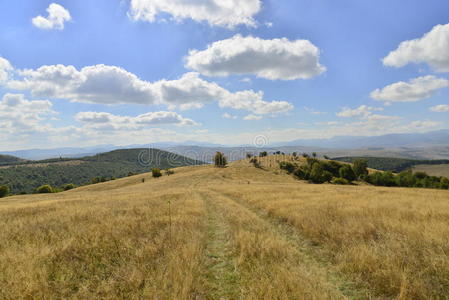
[353,159,368,179]
[91,177,101,184]
[302,153,309,158]
[292,152,297,157]
[152,168,162,178]
[440,177,449,189]
[250,157,261,168]
[293,165,310,180]
[0,185,10,198]
[214,152,227,167]
[322,171,333,183]
[63,183,76,191]
[381,171,397,187]
[397,171,415,187]
[312,152,317,158]
[322,161,343,177]
[309,163,326,183]
[414,171,428,180]
[339,165,356,182]
[323,155,329,160]
[36,185,53,194]
[331,177,349,185]
[246,153,253,159]
[165,169,175,176]
[259,151,268,157]
[279,161,296,174]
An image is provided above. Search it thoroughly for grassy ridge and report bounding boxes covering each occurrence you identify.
[0,148,204,194]
[0,159,448,298]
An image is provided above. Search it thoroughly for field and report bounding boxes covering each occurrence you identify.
[1,157,448,299]
[413,164,449,177]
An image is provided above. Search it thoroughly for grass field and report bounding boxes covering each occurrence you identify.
[413,164,449,177]
[1,156,448,299]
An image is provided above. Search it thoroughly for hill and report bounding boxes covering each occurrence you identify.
[0,148,204,194]
[0,158,447,299]
[0,154,25,166]
[333,156,449,172]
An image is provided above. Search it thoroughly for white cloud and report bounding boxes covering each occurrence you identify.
[75,111,198,130]
[222,113,237,119]
[128,0,261,28]
[0,93,56,135]
[243,114,262,121]
[370,76,449,103]
[32,3,71,30]
[7,63,294,115]
[0,57,13,82]
[430,104,449,112]
[304,106,327,115]
[383,23,449,72]
[186,35,326,80]
[337,105,384,118]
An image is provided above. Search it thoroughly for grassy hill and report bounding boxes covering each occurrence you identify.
[333,156,449,172]
[0,148,204,194]
[413,164,449,177]
[0,157,448,299]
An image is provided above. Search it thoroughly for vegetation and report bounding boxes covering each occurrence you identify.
[352,158,368,179]
[0,160,448,299]
[334,156,449,172]
[63,183,76,191]
[0,185,9,198]
[152,168,162,178]
[165,169,175,176]
[0,148,204,194]
[0,154,25,166]
[214,152,227,167]
[36,184,53,194]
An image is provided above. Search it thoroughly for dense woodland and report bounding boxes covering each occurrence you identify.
[0,149,204,195]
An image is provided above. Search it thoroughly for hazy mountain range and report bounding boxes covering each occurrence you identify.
[2,129,449,160]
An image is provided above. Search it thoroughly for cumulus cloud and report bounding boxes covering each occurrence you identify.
[370,76,449,103]
[32,3,71,30]
[337,105,384,118]
[7,63,293,115]
[243,114,262,121]
[222,113,237,119]
[430,104,449,112]
[76,111,198,130]
[186,35,326,80]
[304,106,327,115]
[0,93,56,134]
[0,57,13,82]
[128,0,261,28]
[383,23,449,72]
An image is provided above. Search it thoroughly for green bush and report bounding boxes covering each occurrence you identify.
[293,165,310,180]
[440,177,449,189]
[63,183,76,191]
[214,152,227,167]
[353,159,368,179]
[396,170,415,187]
[339,165,356,182]
[322,161,343,177]
[0,185,10,198]
[279,161,296,174]
[152,168,162,178]
[36,185,53,194]
[331,177,349,185]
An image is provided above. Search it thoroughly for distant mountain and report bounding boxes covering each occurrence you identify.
[278,129,449,149]
[0,148,205,194]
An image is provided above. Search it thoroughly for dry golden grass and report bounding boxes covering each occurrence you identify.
[0,156,448,299]
[413,164,449,177]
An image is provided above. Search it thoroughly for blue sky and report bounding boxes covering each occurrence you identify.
[0,0,448,150]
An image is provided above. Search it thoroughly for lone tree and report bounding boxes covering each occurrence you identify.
[353,159,369,179]
[0,185,10,198]
[152,168,162,178]
[214,152,227,167]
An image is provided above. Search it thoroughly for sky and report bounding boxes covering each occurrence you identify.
[0,0,449,150]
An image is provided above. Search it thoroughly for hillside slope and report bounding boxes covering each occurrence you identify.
[0,154,25,165]
[0,159,448,299]
[0,148,204,194]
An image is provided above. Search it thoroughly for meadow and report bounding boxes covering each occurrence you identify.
[0,157,448,299]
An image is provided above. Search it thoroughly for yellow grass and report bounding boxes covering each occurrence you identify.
[0,157,448,299]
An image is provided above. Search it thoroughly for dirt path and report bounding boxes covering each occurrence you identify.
[207,188,375,300]
[200,191,240,299]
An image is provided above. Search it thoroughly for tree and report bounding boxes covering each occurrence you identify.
[214,152,227,167]
[36,185,53,194]
[339,165,356,182]
[292,152,297,157]
[0,185,10,198]
[152,168,162,178]
[259,151,268,157]
[63,183,76,191]
[353,159,368,179]
[323,155,329,160]
[246,153,253,159]
[312,152,317,158]
[440,177,449,189]
[309,163,325,183]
